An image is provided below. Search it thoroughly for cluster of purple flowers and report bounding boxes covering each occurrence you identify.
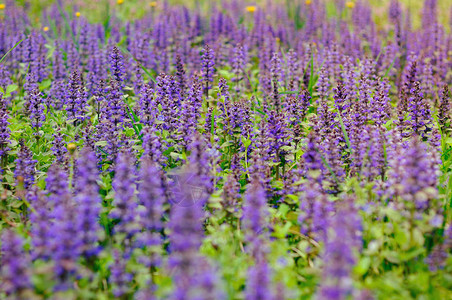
[0,0,451,299]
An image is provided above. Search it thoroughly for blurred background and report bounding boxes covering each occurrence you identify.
[2,0,451,30]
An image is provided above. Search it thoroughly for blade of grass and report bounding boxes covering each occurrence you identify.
[119,45,157,84]
[0,38,25,64]
[336,110,353,154]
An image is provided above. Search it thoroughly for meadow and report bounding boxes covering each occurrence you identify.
[0,0,451,299]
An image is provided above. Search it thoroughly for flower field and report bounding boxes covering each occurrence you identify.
[0,0,452,299]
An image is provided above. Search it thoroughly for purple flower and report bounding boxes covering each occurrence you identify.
[110,151,139,241]
[46,164,69,199]
[270,52,282,110]
[86,33,107,96]
[232,44,245,93]
[285,49,299,91]
[0,93,11,162]
[316,66,330,100]
[29,187,53,261]
[138,83,156,126]
[222,171,241,215]
[175,54,187,97]
[317,197,362,300]
[408,81,432,137]
[438,84,450,133]
[0,229,31,296]
[362,126,387,182]
[106,79,127,128]
[0,65,13,95]
[48,168,81,289]
[168,171,223,299]
[74,148,102,257]
[387,135,438,211]
[25,83,46,134]
[298,174,333,242]
[52,199,81,290]
[14,140,37,190]
[389,0,402,24]
[370,79,391,127]
[142,126,164,165]
[242,179,268,247]
[110,249,133,298]
[51,128,68,169]
[201,44,215,97]
[426,224,452,271]
[245,248,273,300]
[303,132,324,173]
[110,45,126,86]
[168,183,204,295]
[137,157,165,250]
[65,70,88,122]
[266,111,290,167]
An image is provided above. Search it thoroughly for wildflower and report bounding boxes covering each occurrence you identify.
[245,248,273,300]
[15,141,37,190]
[136,157,164,252]
[65,70,87,122]
[117,0,124,4]
[29,187,53,260]
[110,250,132,297]
[201,44,215,97]
[246,6,256,13]
[243,178,269,248]
[109,46,125,86]
[389,0,402,24]
[67,142,77,154]
[0,230,31,296]
[346,1,355,8]
[305,0,311,5]
[0,3,5,10]
[75,11,80,17]
[74,148,102,257]
[438,85,450,133]
[51,130,68,168]
[168,169,223,299]
[43,26,49,32]
[110,151,139,243]
[0,93,11,162]
[317,197,362,299]
[149,1,157,7]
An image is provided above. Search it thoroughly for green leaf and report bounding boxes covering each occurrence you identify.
[399,247,424,262]
[382,250,400,264]
[220,140,233,148]
[5,84,18,94]
[354,257,371,276]
[163,146,175,156]
[241,136,252,148]
[39,79,52,91]
[278,204,290,218]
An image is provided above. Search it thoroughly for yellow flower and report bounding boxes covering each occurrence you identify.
[305,0,311,5]
[43,26,49,32]
[0,3,5,10]
[67,143,77,154]
[275,37,280,43]
[117,0,124,4]
[149,1,157,7]
[245,6,256,13]
[345,1,355,8]
[75,11,81,18]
